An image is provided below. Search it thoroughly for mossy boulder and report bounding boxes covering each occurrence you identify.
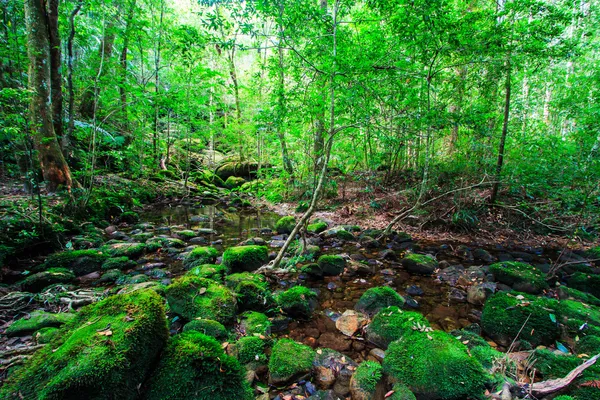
[187,263,228,281]
[224,176,246,189]
[576,335,600,355]
[239,311,272,336]
[173,229,198,240]
[166,276,237,325]
[215,161,259,179]
[276,286,318,319]
[387,384,417,400]
[146,331,253,400]
[336,229,355,241]
[97,269,125,284]
[222,245,269,272]
[0,290,168,400]
[182,246,219,269]
[365,306,430,349]
[33,327,60,344]
[229,274,275,312]
[118,211,139,224]
[557,299,600,337]
[183,318,228,340]
[350,361,383,400]
[275,216,296,234]
[269,338,316,386]
[102,256,137,271]
[568,272,600,298]
[355,287,405,316]
[489,261,549,294]
[481,291,559,347]
[307,221,328,234]
[400,253,438,275]
[19,268,75,292]
[383,330,488,400]
[234,336,267,364]
[6,310,75,337]
[102,242,147,258]
[317,254,346,276]
[41,249,109,276]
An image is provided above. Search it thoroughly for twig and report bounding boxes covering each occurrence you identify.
[527,353,600,396]
[0,344,45,358]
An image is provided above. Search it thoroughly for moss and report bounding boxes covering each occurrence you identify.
[307,221,328,234]
[388,384,417,400]
[489,261,548,294]
[355,287,405,316]
[146,237,186,251]
[225,272,266,288]
[531,349,584,379]
[552,396,575,400]
[316,254,346,276]
[450,329,490,349]
[222,245,269,272]
[187,263,228,281]
[183,318,228,340]
[400,253,439,275]
[276,286,317,319]
[102,256,137,271]
[182,246,219,269]
[0,290,168,399]
[116,274,149,285]
[471,346,506,370]
[41,249,109,276]
[481,291,559,347]
[97,269,124,284]
[19,268,75,292]
[224,176,246,189]
[557,299,600,336]
[173,230,197,239]
[366,306,430,348]
[146,331,253,400]
[275,216,296,234]
[166,276,237,325]
[33,327,59,344]
[383,330,488,400]
[569,272,600,298]
[353,360,383,393]
[6,311,75,337]
[235,336,267,364]
[240,311,272,336]
[102,242,147,258]
[233,279,275,312]
[269,338,315,385]
[569,376,600,400]
[118,211,139,224]
[576,335,600,355]
[336,229,355,240]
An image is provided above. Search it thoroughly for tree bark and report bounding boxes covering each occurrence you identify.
[67,1,82,143]
[120,0,136,128]
[276,3,294,177]
[47,0,64,151]
[25,0,74,192]
[490,58,512,204]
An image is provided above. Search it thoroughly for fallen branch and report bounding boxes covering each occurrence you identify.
[0,344,45,359]
[526,353,599,396]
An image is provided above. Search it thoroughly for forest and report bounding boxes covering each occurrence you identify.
[0,0,600,399]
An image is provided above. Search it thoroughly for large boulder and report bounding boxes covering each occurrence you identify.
[365,306,430,349]
[400,254,438,275]
[276,286,318,319]
[489,261,548,294]
[0,290,168,399]
[39,249,109,276]
[269,338,315,386]
[215,161,260,179]
[19,268,75,292]
[182,246,219,270]
[146,331,253,400]
[222,245,268,272]
[6,310,75,337]
[355,287,405,316]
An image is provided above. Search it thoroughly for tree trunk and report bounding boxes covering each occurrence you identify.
[25,0,74,192]
[153,0,164,169]
[276,9,294,177]
[47,0,64,151]
[120,0,136,128]
[67,0,82,142]
[490,59,512,204]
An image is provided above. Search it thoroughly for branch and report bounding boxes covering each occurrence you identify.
[527,353,600,396]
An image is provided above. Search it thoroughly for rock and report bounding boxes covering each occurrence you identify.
[215,161,259,179]
[350,361,383,400]
[317,255,346,276]
[240,237,266,246]
[379,249,397,260]
[39,249,109,276]
[313,348,357,395]
[489,261,548,294]
[239,311,272,336]
[317,332,351,352]
[224,176,246,189]
[406,285,424,296]
[369,348,385,362]
[307,221,328,234]
[276,286,318,319]
[467,283,496,305]
[182,246,219,269]
[182,318,228,339]
[347,259,376,275]
[6,310,75,337]
[222,245,269,272]
[400,253,438,275]
[355,287,405,316]
[269,339,315,386]
[225,273,275,312]
[146,332,252,399]
[0,290,168,399]
[448,288,468,303]
[19,268,75,292]
[568,272,600,298]
[473,248,494,263]
[456,245,474,262]
[335,310,367,336]
[365,306,430,349]
[321,226,353,240]
[275,216,296,234]
[359,236,380,249]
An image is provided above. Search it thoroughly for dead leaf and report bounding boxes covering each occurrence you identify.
[98,330,113,336]
[199,287,207,295]
[384,390,395,398]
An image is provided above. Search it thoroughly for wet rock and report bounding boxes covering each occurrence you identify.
[489,261,548,294]
[379,249,397,260]
[456,245,474,262]
[335,310,367,337]
[448,288,467,303]
[277,286,318,319]
[269,240,286,248]
[313,348,357,395]
[401,253,438,275]
[269,339,315,386]
[198,228,217,235]
[473,248,494,263]
[404,296,420,309]
[359,236,380,249]
[497,253,514,262]
[189,237,208,245]
[77,271,101,283]
[19,268,75,292]
[355,287,405,316]
[240,237,266,246]
[510,251,534,262]
[346,260,376,276]
[369,348,385,362]
[317,332,351,352]
[467,283,496,305]
[406,285,424,296]
[317,255,346,276]
[275,216,296,234]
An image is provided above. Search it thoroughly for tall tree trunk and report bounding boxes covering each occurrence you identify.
[47,0,64,151]
[25,0,74,192]
[120,0,136,129]
[490,59,512,204]
[67,1,82,141]
[276,5,294,177]
[153,0,164,169]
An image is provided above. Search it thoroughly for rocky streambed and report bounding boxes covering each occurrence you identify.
[1,194,599,400]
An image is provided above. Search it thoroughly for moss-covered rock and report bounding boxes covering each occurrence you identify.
[173,229,198,240]
[355,287,405,316]
[224,271,266,288]
[183,318,228,340]
[33,326,59,344]
[224,176,246,189]
[146,331,253,400]
[568,272,600,298]
[230,275,275,312]
[6,310,75,337]
[269,338,315,386]
[19,268,75,292]
[350,361,383,400]
[383,330,488,400]
[576,335,600,355]
[557,299,600,337]
[116,273,149,285]
[307,221,328,234]
[187,263,228,281]
[215,161,259,179]
[234,336,267,364]
[317,254,346,276]
[387,384,417,400]
[489,261,548,294]
[400,253,438,275]
[239,311,272,336]
[145,236,186,251]
[222,245,268,272]
[336,229,355,241]
[470,345,506,371]
[166,276,237,324]
[276,286,318,319]
[41,249,109,276]
[365,306,430,348]
[182,246,219,269]
[96,269,124,285]
[0,290,168,400]
[118,211,139,224]
[481,291,559,347]
[559,286,600,307]
[101,256,137,271]
[102,242,147,258]
[275,216,296,234]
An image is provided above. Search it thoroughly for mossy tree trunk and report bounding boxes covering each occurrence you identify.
[25,0,74,192]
